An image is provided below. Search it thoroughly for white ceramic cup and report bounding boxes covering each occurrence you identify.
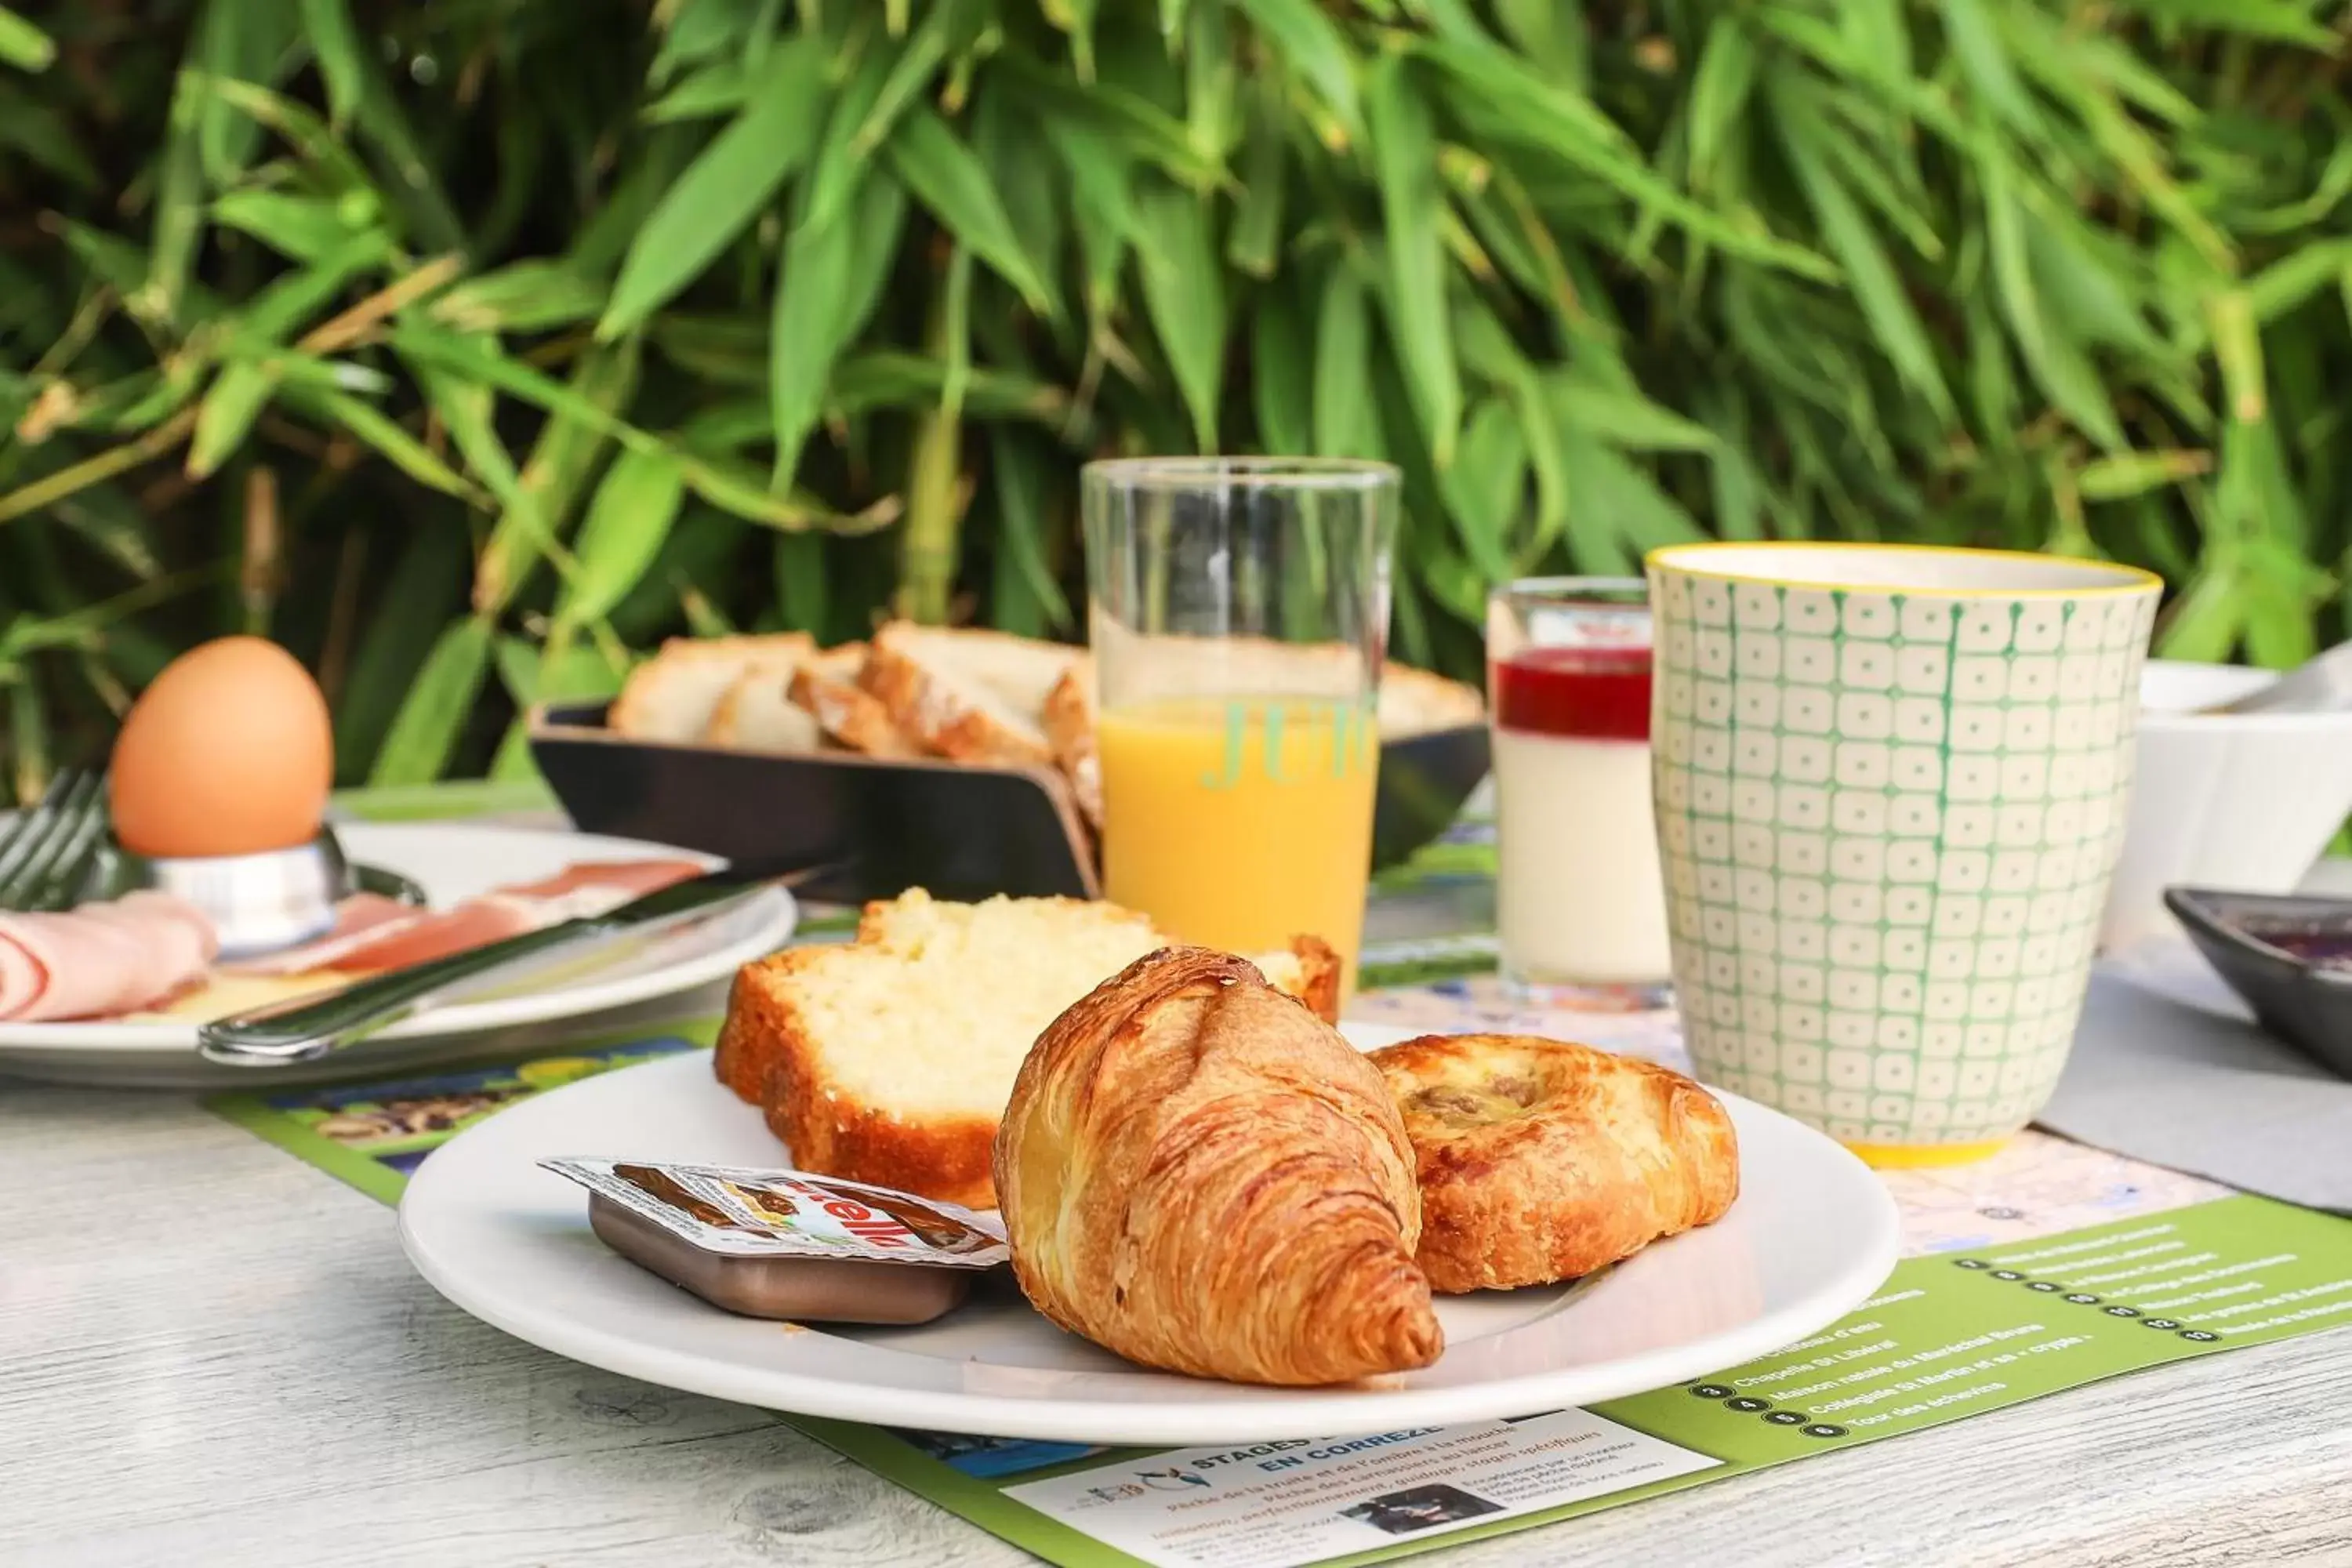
[2101,661,2352,951]
[1646,542,2161,1167]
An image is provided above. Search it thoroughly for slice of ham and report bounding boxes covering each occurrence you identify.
[222,891,430,977]
[298,898,542,975]
[496,859,708,902]
[0,857,710,1021]
[226,858,706,978]
[0,891,221,1022]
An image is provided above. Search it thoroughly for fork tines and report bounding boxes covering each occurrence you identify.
[0,769,106,913]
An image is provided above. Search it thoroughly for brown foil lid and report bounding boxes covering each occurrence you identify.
[542,1156,1009,1268]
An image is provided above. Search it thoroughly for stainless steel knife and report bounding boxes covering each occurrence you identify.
[195,869,779,1066]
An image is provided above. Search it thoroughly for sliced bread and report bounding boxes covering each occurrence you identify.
[713,889,1340,1207]
[858,622,1082,769]
[706,665,826,753]
[787,643,922,757]
[1380,660,1485,735]
[1041,663,1100,826]
[608,633,815,743]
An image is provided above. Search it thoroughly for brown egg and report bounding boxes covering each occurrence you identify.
[110,637,334,858]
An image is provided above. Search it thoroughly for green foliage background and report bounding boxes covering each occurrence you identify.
[2,0,2347,796]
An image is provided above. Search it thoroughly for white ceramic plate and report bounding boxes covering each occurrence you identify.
[398,1025,1900,1444]
[0,822,795,1088]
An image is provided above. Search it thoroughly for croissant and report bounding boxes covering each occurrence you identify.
[993,947,1443,1385]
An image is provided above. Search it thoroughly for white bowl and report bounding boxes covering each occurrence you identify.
[2103,661,2352,950]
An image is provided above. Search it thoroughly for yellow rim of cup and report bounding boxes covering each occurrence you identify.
[1844,1136,2016,1170]
[1644,541,2162,600]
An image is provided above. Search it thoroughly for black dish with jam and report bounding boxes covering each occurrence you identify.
[2165,887,2352,1078]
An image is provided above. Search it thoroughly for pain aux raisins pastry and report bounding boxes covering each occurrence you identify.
[1368,1033,1740,1294]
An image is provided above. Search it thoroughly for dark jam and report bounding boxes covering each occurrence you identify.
[2240,920,2352,973]
[1490,645,1653,742]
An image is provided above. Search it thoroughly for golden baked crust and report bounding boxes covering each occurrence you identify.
[858,622,1069,768]
[787,646,923,757]
[1041,664,1100,826]
[1370,1033,1740,1293]
[1377,661,1484,735]
[1280,934,1343,1025]
[713,945,1001,1209]
[994,947,1442,1385]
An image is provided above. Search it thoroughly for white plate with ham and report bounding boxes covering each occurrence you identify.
[0,823,795,1088]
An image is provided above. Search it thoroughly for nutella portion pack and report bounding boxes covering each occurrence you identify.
[542,1157,1007,1324]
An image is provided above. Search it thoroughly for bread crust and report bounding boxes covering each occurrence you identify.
[788,648,920,757]
[1377,661,1484,736]
[713,946,1000,1209]
[1041,664,1100,826]
[860,622,1068,768]
[1370,1033,1740,1293]
[1283,934,1343,1025]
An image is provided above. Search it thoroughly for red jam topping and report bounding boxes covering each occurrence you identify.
[1491,645,1653,742]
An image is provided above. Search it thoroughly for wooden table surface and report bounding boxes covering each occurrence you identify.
[5,1069,2350,1567]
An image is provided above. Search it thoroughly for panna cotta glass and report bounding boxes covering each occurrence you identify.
[1487,578,1672,1007]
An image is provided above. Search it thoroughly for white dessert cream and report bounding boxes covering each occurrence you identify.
[1490,645,1671,993]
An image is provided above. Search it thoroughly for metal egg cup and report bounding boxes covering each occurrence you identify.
[78,827,426,961]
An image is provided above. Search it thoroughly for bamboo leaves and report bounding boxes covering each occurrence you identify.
[1685,20,1756,193]
[209,191,366,264]
[1416,29,1834,280]
[1250,289,1312,458]
[371,615,493,786]
[1938,0,2045,135]
[476,338,642,615]
[1312,263,1378,459]
[1772,82,1955,423]
[769,208,857,487]
[767,40,891,488]
[885,109,1056,316]
[0,8,53,71]
[851,0,969,161]
[431,263,605,334]
[1232,0,1363,149]
[1984,151,2127,451]
[598,35,828,339]
[18,0,2352,785]
[1131,179,1225,451]
[1367,53,1461,469]
[1546,372,1720,453]
[1436,399,1522,582]
[297,0,368,126]
[1226,86,1288,277]
[987,428,1072,636]
[2105,0,2336,50]
[561,450,688,630]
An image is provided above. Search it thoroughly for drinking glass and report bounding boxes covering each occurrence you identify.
[1081,457,1399,995]
[1487,579,1673,1007]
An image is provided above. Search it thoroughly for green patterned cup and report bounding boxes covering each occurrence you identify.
[1646,543,2161,1167]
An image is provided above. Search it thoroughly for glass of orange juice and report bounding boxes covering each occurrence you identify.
[1081,457,1399,996]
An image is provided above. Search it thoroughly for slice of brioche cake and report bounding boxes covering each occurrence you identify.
[713,890,1340,1208]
